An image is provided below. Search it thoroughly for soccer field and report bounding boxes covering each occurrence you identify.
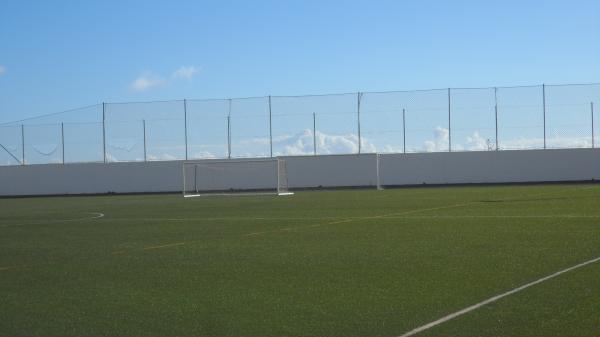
[1,184,599,337]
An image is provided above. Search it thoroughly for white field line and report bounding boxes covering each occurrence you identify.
[97,184,600,225]
[117,216,343,222]
[577,185,600,190]
[96,213,600,224]
[110,185,600,250]
[0,212,104,228]
[398,255,600,337]
[383,215,600,219]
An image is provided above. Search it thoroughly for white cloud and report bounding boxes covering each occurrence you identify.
[316,132,360,154]
[466,131,491,151]
[380,144,404,153]
[267,129,377,156]
[108,139,138,152]
[277,129,313,155]
[192,151,217,159]
[422,129,591,152]
[148,153,177,161]
[130,66,200,92]
[0,66,5,75]
[424,126,449,152]
[500,136,591,150]
[172,66,200,80]
[130,73,166,92]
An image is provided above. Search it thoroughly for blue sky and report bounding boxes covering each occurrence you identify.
[1,0,599,123]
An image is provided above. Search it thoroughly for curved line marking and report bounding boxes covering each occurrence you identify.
[0,212,105,228]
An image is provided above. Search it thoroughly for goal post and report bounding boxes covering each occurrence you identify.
[376,153,383,190]
[182,158,293,197]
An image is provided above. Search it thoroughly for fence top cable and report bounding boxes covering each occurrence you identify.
[0,103,102,126]
[2,82,599,125]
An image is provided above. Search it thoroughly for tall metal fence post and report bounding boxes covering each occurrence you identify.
[227,99,232,159]
[542,84,547,149]
[448,88,452,152]
[61,122,65,164]
[143,119,147,162]
[21,124,25,165]
[184,99,188,160]
[402,108,406,154]
[494,87,499,151]
[357,92,362,154]
[102,102,107,163]
[313,112,317,155]
[268,95,273,157]
[592,102,595,149]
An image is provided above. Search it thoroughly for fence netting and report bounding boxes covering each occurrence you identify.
[1,83,598,166]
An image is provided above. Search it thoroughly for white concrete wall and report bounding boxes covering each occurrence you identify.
[284,154,378,188]
[0,161,183,196]
[0,149,598,196]
[379,149,600,186]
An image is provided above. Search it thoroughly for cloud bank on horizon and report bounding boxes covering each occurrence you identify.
[1,124,595,165]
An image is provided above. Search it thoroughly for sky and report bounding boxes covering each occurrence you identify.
[1,0,599,123]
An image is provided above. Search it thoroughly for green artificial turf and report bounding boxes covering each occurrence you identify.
[0,184,599,337]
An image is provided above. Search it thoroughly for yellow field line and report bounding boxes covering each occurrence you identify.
[142,242,186,250]
[368,202,476,220]
[243,202,475,237]
[113,185,599,250]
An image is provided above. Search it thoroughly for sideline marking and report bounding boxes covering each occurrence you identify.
[0,266,13,271]
[384,214,600,219]
[109,216,342,222]
[398,255,600,337]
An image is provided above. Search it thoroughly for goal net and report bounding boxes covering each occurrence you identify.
[182,158,293,197]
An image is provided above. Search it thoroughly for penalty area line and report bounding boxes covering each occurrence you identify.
[398,255,600,337]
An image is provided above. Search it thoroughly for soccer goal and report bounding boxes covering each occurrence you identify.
[182,158,293,197]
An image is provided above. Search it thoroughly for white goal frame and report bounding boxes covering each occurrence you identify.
[182,158,293,197]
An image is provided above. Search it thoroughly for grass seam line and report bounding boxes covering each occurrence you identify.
[397,255,600,337]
